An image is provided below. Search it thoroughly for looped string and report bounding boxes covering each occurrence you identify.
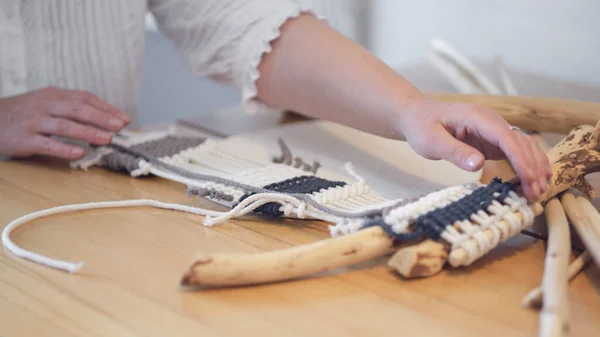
[1,199,228,273]
[1,195,339,274]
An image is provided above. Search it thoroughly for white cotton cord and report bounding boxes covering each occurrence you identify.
[234,165,314,187]
[146,166,245,202]
[208,147,265,167]
[130,160,152,177]
[311,182,370,206]
[70,146,114,171]
[343,162,365,183]
[329,218,365,237]
[202,192,341,227]
[443,191,536,266]
[1,199,233,274]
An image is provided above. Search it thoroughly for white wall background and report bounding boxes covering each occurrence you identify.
[370,0,600,87]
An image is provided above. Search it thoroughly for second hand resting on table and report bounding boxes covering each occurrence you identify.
[0,14,550,201]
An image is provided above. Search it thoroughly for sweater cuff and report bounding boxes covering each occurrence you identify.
[234,3,327,115]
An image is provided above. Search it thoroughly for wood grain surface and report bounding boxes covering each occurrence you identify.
[1,153,599,336]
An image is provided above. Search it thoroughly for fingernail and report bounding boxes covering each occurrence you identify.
[97,132,112,143]
[539,178,547,192]
[109,117,124,129]
[466,154,481,170]
[72,147,84,156]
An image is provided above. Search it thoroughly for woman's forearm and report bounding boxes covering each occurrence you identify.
[255,14,424,140]
[255,13,552,200]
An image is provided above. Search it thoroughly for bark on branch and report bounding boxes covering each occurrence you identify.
[427,92,600,134]
[181,226,396,287]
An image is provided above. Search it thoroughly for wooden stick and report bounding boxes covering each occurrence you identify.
[560,189,600,269]
[522,250,591,309]
[521,133,587,315]
[387,240,447,278]
[539,123,600,204]
[427,92,600,134]
[538,197,571,337]
[180,226,396,287]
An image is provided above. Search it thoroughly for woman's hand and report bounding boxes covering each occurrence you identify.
[398,100,552,200]
[0,87,130,160]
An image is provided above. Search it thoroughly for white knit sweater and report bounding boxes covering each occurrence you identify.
[0,0,322,119]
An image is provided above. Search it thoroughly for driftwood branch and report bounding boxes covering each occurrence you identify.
[538,197,571,337]
[180,119,600,288]
[539,122,600,204]
[522,250,591,309]
[427,92,600,134]
[387,240,447,278]
[560,189,600,270]
[180,226,395,287]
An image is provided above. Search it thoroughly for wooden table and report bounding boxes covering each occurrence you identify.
[1,122,599,336]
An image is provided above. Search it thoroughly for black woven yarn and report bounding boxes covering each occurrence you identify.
[362,178,515,242]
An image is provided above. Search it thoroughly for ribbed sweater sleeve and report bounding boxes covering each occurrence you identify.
[148,0,325,114]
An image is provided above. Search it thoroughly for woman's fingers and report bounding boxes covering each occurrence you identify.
[525,135,551,192]
[0,87,130,161]
[505,129,551,198]
[48,100,125,132]
[34,117,113,145]
[61,89,131,123]
[423,124,485,171]
[461,109,545,200]
[501,132,541,199]
[28,135,85,160]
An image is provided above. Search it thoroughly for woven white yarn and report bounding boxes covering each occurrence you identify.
[442,190,535,265]
[328,183,481,237]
